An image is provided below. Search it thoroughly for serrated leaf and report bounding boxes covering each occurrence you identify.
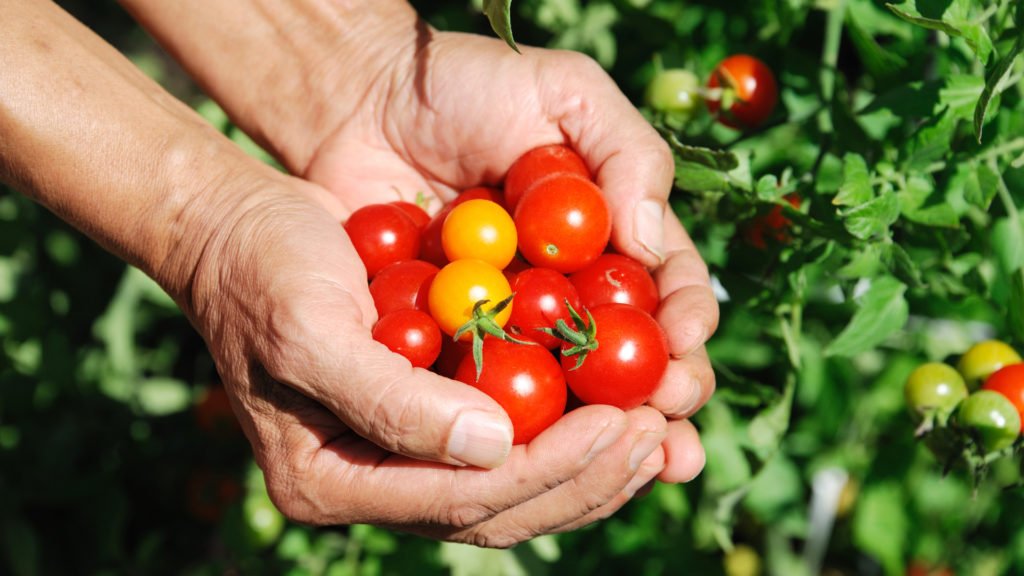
[746,375,794,462]
[841,192,900,240]
[881,243,924,288]
[825,276,908,357]
[483,0,519,52]
[834,154,873,207]
[886,3,993,63]
[897,175,959,227]
[954,161,999,209]
[974,34,1024,142]
[671,142,740,171]
[905,111,955,170]
[675,161,734,193]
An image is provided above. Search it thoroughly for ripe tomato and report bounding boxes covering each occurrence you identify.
[428,259,513,339]
[559,303,669,410]
[514,175,611,274]
[706,54,778,129]
[957,339,1022,389]
[193,384,243,439]
[368,259,439,317]
[982,363,1024,432]
[372,309,442,368]
[507,267,582,349]
[956,390,1021,453]
[420,187,504,267]
[646,68,702,117]
[434,337,472,378]
[441,199,517,269]
[455,338,567,445]
[389,200,430,230]
[343,203,421,279]
[744,193,802,249]
[904,362,968,424]
[504,144,590,211]
[569,253,659,315]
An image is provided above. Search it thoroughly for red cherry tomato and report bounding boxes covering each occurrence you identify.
[706,54,778,129]
[569,253,659,315]
[434,337,472,379]
[455,338,567,445]
[560,303,668,410]
[368,259,439,318]
[507,267,582,349]
[504,144,590,211]
[420,187,505,267]
[343,204,421,279]
[744,193,801,249]
[982,363,1024,432]
[372,309,442,368]
[389,201,431,230]
[514,174,611,274]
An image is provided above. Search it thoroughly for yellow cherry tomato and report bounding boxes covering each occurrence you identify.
[441,199,517,269]
[957,339,1022,389]
[428,259,513,338]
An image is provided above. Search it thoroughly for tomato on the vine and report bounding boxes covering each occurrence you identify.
[956,390,1021,454]
[904,362,968,425]
[503,144,590,211]
[441,199,517,269]
[372,309,443,369]
[343,203,421,279]
[556,303,669,410]
[428,259,513,339]
[369,259,438,317]
[507,267,582,349]
[744,193,802,249]
[514,174,611,274]
[454,337,567,445]
[569,253,659,315]
[982,363,1024,432]
[706,54,778,129]
[957,339,1022,389]
[646,68,701,118]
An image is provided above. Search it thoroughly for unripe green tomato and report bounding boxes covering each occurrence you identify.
[956,390,1021,454]
[957,339,1022,389]
[904,362,968,422]
[646,69,701,116]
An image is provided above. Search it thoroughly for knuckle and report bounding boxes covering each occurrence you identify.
[441,501,498,530]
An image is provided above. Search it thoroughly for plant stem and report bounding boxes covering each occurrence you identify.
[819,0,848,135]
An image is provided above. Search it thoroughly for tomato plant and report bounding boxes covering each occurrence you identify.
[427,259,513,339]
[454,337,567,445]
[705,54,778,129]
[507,267,582,349]
[956,390,1021,454]
[569,253,659,315]
[343,203,421,279]
[743,193,802,249]
[982,363,1024,432]
[441,199,517,269]
[514,174,611,274]
[372,309,443,368]
[503,144,590,211]
[957,340,1022,389]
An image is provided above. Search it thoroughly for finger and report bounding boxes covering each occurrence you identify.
[647,346,716,419]
[657,418,706,483]
[535,51,675,268]
[264,403,629,529]
[440,406,667,547]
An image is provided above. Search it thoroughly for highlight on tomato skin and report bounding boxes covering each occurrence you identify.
[981,362,1024,432]
[371,309,443,369]
[343,203,422,279]
[569,253,659,315]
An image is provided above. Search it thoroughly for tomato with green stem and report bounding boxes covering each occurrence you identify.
[646,68,702,118]
[904,362,968,434]
[427,259,513,339]
[957,339,1022,389]
[982,363,1024,432]
[956,390,1021,454]
[706,54,778,129]
[507,267,582,349]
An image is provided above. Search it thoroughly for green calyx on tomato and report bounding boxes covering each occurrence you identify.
[904,362,968,435]
[540,300,599,370]
[452,294,535,380]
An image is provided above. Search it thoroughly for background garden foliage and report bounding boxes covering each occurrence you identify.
[3,0,1024,574]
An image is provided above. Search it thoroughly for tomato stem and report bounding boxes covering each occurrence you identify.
[453,294,535,380]
[539,299,599,370]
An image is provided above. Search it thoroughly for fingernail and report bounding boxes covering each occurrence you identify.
[585,420,628,462]
[448,411,513,469]
[624,470,658,498]
[634,200,665,263]
[628,432,664,472]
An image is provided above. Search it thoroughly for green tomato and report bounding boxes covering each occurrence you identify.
[957,339,1022,389]
[645,69,701,116]
[904,362,968,423]
[243,490,286,548]
[956,390,1021,454]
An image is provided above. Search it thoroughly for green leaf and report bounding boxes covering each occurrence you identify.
[853,481,908,576]
[974,33,1024,142]
[905,111,955,170]
[885,3,992,63]
[992,217,1024,275]
[746,375,794,462]
[135,377,191,416]
[825,276,909,357]
[897,175,959,227]
[845,7,907,77]
[833,154,873,207]
[483,0,520,52]
[1008,268,1024,344]
[841,192,901,240]
[953,160,999,210]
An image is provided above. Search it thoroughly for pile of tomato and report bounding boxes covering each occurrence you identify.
[344,145,670,445]
[904,339,1024,462]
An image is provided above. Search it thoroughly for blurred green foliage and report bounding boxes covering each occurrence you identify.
[4,0,1024,575]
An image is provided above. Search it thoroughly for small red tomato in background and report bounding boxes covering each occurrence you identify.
[343,203,421,279]
[744,193,802,249]
[420,187,505,267]
[706,54,778,129]
[193,384,243,439]
[507,267,582,349]
[441,199,517,269]
[560,303,668,410]
[428,259,513,339]
[504,144,590,211]
[369,259,439,317]
[569,253,659,315]
[389,201,430,230]
[982,363,1024,432]
[455,338,567,445]
[372,309,442,368]
[514,175,611,274]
